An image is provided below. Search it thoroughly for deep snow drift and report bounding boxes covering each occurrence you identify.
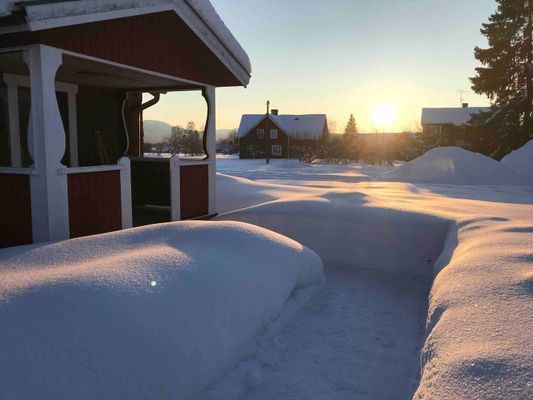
[501,140,533,185]
[0,221,323,400]
[381,146,526,185]
[214,156,533,400]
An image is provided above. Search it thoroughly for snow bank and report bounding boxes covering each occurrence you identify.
[416,217,533,399]
[216,171,533,399]
[0,221,323,400]
[501,140,533,185]
[381,147,526,186]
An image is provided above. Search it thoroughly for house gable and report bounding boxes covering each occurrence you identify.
[0,11,243,87]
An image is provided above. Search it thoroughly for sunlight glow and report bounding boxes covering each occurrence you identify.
[372,102,397,129]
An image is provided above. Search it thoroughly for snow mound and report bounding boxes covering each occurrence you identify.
[0,221,323,400]
[501,140,533,185]
[381,146,526,186]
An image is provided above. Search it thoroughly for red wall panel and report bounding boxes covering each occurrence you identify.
[68,171,122,238]
[0,173,32,248]
[180,165,208,219]
[37,12,240,87]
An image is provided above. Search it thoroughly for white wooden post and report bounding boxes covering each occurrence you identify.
[204,86,217,215]
[5,81,22,167]
[170,154,181,221]
[67,90,79,167]
[26,45,70,242]
[118,157,132,229]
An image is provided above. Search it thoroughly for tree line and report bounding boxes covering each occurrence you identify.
[144,121,204,156]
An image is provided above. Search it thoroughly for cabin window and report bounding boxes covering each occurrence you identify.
[257,129,264,139]
[272,145,282,156]
[427,125,442,135]
[270,129,278,139]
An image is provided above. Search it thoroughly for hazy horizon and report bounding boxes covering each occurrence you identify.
[143,0,496,133]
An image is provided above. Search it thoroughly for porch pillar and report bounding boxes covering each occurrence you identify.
[118,157,133,229]
[169,154,181,221]
[5,79,22,167]
[203,86,217,215]
[26,45,70,242]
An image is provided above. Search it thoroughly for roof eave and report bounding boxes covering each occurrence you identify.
[2,1,250,87]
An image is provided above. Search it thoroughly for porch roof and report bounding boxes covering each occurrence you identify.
[0,0,251,87]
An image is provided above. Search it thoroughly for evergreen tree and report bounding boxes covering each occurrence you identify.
[343,114,358,136]
[343,114,359,161]
[470,0,533,154]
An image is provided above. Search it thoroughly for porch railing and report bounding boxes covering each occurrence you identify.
[59,157,132,238]
[131,156,213,223]
[0,168,33,247]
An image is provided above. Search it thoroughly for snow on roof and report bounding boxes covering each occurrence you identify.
[421,107,490,126]
[237,114,327,140]
[1,0,251,75]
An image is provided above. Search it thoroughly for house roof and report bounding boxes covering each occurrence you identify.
[237,114,327,140]
[421,107,490,126]
[0,0,251,81]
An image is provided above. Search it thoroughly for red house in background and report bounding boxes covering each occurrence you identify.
[0,0,251,248]
[237,110,328,159]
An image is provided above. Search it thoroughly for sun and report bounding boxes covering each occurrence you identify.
[372,101,396,129]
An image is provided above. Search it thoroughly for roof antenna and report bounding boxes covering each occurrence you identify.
[458,90,468,107]
[266,100,270,115]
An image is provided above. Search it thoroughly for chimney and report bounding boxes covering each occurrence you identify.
[271,109,279,116]
[462,103,469,108]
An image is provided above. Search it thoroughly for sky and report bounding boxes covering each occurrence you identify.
[143,0,497,133]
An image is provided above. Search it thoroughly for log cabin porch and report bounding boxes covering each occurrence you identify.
[0,46,217,248]
[0,3,251,248]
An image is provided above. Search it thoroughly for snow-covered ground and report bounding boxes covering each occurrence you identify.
[1,146,531,399]
[215,146,533,399]
[0,222,323,399]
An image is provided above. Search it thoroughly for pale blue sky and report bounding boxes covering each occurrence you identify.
[144,0,496,133]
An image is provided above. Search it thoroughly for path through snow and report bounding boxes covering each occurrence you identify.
[230,268,426,400]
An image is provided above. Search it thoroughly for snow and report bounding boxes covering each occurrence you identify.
[0,221,323,399]
[1,149,532,399]
[501,140,533,185]
[237,114,327,140]
[3,0,251,75]
[421,107,490,126]
[216,155,395,190]
[213,155,533,399]
[380,146,527,186]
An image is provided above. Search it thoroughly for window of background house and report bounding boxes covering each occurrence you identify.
[428,126,442,135]
[270,129,278,139]
[272,145,282,156]
[257,129,264,139]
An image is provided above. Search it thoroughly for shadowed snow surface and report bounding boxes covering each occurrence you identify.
[0,221,323,400]
[214,154,533,400]
[501,140,533,185]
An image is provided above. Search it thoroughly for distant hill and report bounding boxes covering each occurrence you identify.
[143,120,173,143]
[216,129,235,139]
[144,120,235,143]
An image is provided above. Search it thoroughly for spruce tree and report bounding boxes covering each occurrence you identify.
[344,114,358,136]
[343,114,359,161]
[470,0,533,153]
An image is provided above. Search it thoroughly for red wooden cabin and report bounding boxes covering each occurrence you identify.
[0,0,251,248]
[237,111,328,159]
